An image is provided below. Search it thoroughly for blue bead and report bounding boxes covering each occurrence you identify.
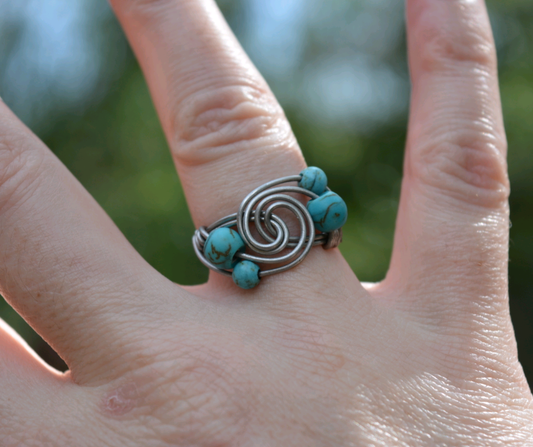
[307,191,348,233]
[299,167,328,195]
[232,261,261,289]
[204,228,245,269]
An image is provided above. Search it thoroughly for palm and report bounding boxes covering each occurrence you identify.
[0,0,532,445]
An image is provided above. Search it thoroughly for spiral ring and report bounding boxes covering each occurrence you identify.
[192,173,343,283]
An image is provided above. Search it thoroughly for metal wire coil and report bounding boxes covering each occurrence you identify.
[192,175,341,278]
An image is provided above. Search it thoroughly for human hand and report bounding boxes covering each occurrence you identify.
[0,0,532,445]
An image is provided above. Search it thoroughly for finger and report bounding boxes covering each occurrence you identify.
[0,319,95,443]
[109,0,355,290]
[0,319,62,440]
[0,102,174,382]
[0,319,59,377]
[110,1,305,229]
[384,1,509,317]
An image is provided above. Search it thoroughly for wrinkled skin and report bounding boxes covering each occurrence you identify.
[0,0,532,445]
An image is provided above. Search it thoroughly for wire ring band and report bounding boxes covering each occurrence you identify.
[192,167,347,289]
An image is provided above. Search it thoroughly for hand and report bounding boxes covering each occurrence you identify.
[0,0,532,445]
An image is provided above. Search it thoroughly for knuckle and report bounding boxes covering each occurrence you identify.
[415,8,496,73]
[409,134,510,209]
[99,337,254,446]
[171,85,296,165]
[168,348,251,443]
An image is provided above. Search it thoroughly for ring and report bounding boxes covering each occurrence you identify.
[192,167,347,289]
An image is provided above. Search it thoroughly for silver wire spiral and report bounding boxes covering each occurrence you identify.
[192,175,341,278]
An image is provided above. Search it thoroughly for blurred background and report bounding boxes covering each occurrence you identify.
[0,0,531,384]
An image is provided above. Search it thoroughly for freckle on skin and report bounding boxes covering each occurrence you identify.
[102,383,139,416]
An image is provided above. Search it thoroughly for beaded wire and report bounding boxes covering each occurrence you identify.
[192,170,345,287]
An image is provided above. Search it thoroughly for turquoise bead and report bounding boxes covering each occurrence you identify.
[232,260,261,289]
[204,228,245,269]
[299,167,328,195]
[307,191,348,233]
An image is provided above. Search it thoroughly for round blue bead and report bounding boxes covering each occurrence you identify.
[232,260,261,289]
[204,227,245,270]
[307,191,348,233]
[299,167,328,195]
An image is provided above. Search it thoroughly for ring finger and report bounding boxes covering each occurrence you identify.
[109,0,354,291]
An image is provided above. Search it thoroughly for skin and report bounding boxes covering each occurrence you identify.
[0,0,532,445]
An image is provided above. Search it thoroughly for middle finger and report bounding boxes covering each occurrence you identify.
[110,0,305,224]
[110,0,354,291]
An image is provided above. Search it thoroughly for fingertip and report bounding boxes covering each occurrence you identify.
[406,0,496,80]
